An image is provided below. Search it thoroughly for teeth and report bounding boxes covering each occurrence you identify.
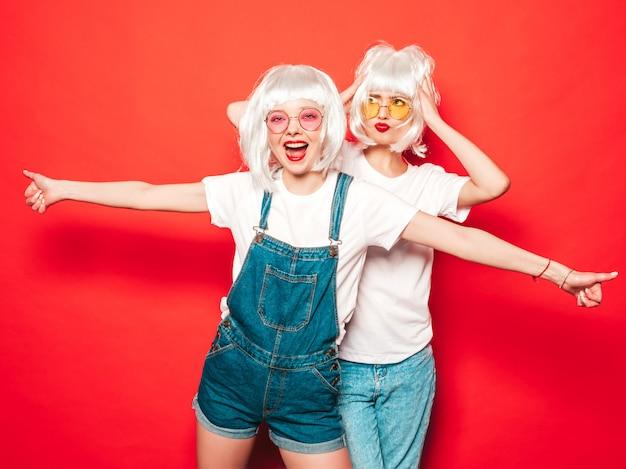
[285,143,308,149]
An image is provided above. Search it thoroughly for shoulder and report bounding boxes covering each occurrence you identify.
[411,162,446,176]
[202,171,262,207]
[411,162,467,187]
[346,177,402,206]
[202,171,261,228]
[202,171,260,196]
[202,171,255,186]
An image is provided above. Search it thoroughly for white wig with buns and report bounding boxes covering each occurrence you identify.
[239,65,346,191]
[349,43,439,157]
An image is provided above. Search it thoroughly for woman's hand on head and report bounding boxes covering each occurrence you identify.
[417,77,441,126]
[340,76,363,113]
[23,170,60,214]
[561,271,618,307]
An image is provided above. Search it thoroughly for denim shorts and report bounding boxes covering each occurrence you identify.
[192,323,346,454]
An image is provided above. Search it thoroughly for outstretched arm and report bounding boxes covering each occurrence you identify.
[401,211,618,307]
[23,170,207,214]
[418,78,510,208]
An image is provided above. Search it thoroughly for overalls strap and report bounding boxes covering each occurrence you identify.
[258,192,273,231]
[328,173,353,241]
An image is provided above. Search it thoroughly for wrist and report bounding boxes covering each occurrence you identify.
[57,180,74,201]
[540,260,571,286]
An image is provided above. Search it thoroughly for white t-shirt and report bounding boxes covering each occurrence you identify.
[202,170,418,344]
[338,144,470,364]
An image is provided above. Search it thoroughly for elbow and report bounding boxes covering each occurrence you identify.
[226,104,237,127]
[135,182,156,209]
[482,175,511,201]
[226,101,246,129]
[492,175,511,198]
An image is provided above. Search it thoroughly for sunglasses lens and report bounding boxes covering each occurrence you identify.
[389,98,411,119]
[266,111,289,133]
[298,108,323,131]
[388,98,411,120]
[363,96,380,119]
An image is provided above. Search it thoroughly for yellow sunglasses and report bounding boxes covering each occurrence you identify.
[363,95,412,120]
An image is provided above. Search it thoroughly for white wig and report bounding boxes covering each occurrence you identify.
[349,43,439,157]
[239,65,346,192]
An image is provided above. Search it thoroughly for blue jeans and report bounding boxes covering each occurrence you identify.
[338,345,436,469]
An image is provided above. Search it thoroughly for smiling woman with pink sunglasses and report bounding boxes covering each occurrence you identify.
[24,63,615,469]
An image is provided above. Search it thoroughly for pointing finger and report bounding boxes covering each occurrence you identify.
[594,272,619,283]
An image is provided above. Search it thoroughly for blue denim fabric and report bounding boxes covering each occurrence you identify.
[338,345,436,468]
[195,173,353,454]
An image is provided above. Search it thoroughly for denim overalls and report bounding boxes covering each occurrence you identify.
[193,173,353,454]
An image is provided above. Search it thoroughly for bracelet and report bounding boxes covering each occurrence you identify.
[559,269,574,289]
[533,258,551,282]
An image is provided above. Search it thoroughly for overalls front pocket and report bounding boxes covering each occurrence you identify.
[311,360,342,394]
[257,265,317,332]
[205,324,236,360]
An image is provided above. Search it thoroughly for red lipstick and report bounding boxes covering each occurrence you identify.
[374,123,390,132]
[287,154,305,162]
[284,140,308,162]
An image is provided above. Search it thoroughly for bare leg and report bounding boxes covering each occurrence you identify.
[279,447,352,469]
[196,421,256,469]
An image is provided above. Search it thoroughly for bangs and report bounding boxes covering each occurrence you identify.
[363,55,417,98]
[258,66,329,113]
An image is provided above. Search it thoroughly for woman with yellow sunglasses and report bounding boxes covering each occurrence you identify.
[336,43,511,469]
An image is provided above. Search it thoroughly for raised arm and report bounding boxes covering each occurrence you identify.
[419,78,510,208]
[401,211,618,307]
[226,101,248,129]
[339,76,363,112]
[23,170,207,214]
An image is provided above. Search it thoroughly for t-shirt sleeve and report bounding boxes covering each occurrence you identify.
[422,164,471,223]
[201,172,253,228]
[352,180,419,250]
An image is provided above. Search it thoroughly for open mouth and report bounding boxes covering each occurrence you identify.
[284,141,309,161]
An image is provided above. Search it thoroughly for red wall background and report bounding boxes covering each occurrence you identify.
[2,1,625,468]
